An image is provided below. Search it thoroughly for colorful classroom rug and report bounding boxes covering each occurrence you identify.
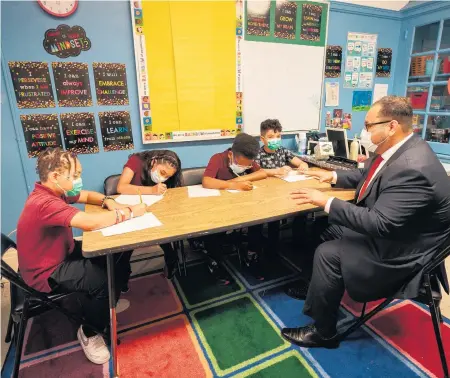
[2,252,450,378]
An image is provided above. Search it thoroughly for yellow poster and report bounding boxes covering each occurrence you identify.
[131,0,242,143]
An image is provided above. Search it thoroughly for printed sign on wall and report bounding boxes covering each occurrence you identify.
[274,1,297,40]
[325,45,342,78]
[376,48,392,77]
[99,111,134,151]
[52,62,92,107]
[93,63,129,106]
[246,0,271,37]
[300,3,323,42]
[344,32,377,88]
[9,61,55,109]
[43,25,91,58]
[20,114,63,157]
[60,113,99,154]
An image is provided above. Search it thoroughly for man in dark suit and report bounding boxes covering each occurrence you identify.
[282,96,450,348]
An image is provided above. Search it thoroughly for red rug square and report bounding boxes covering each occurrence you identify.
[118,273,182,329]
[368,301,450,378]
[118,315,212,378]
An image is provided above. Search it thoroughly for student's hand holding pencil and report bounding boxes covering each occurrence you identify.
[231,181,254,191]
[152,183,167,195]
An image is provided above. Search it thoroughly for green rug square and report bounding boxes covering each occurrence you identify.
[237,351,318,378]
[191,294,289,376]
[174,261,244,309]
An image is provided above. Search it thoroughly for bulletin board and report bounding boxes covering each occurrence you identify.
[130,0,329,143]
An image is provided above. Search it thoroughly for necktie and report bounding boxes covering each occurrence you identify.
[357,155,384,202]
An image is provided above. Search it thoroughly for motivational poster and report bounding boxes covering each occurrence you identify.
[60,113,99,154]
[93,63,129,106]
[43,25,91,59]
[376,48,392,77]
[52,62,92,107]
[300,3,323,42]
[9,62,55,109]
[325,45,342,78]
[20,114,63,158]
[274,1,297,40]
[99,111,134,152]
[246,0,271,37]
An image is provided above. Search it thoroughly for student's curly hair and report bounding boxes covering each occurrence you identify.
[36,148,78,182]
[131,150,183,188]
[260,119,282,136]
[231,133,260,160]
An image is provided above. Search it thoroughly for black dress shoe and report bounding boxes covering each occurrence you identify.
[284,281,309,300]
[164,261,177,280]
[281,324,339,349]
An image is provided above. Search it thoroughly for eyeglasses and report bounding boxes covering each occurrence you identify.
[364,120,393,131]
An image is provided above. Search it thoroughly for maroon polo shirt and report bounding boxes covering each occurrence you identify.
[124,155,144,186]
[203,149,260,180]
[17,183,80,293]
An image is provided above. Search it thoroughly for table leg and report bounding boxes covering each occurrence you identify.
[107,254,118,377]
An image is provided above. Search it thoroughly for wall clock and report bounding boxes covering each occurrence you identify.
[37,0,78,18]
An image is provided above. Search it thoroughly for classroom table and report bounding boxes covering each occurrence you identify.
[82,175,355,377]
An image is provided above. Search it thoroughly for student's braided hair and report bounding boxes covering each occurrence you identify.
[132,150,183,188]
[36,148,78,182]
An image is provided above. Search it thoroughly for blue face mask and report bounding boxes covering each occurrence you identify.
[267,138,282,151]
[66,178,83,197]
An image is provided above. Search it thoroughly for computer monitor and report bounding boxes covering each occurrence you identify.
[326,128,349,158]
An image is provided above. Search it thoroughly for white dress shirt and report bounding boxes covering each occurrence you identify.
[324,133,414,213]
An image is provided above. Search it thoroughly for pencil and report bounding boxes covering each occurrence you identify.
[138,189,143,204]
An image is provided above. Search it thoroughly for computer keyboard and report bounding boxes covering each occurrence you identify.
[299,155,358,171]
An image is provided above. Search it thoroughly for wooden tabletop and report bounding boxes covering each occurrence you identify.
[82,175,355,257]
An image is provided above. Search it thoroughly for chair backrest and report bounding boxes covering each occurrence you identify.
[1,233,50,303]
[103,174,121,195]
[182,167,206,187]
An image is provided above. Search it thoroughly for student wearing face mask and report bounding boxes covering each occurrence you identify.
[256,119,310,257]
[117,150,183,280]
[201,133,268,283]
[17,148,147,365]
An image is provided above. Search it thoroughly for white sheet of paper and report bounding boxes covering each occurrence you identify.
[373,83,388,103]
[187,185,220,197]
[281,174,312,183]
[325,82,339,107]
[227,185,258,193]
[115,194,164,207]
[100,212,162,237]
[442,162,450,174]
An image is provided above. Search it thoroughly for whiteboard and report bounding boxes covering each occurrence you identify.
[243,41,325,135]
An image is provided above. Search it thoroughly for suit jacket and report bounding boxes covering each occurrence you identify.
[330,134,450,301]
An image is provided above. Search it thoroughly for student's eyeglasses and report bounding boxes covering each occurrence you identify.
[364,120,393,131]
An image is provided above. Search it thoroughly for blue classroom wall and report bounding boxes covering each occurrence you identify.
[1,0,449,235]
[323,2,402,139]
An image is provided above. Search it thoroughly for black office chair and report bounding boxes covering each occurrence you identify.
[1,233,105,378]
[335,236,450,378]
[103,174,121,196]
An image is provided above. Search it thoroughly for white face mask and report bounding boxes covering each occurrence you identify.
[361,127,390,152]
[151,169,168,183]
